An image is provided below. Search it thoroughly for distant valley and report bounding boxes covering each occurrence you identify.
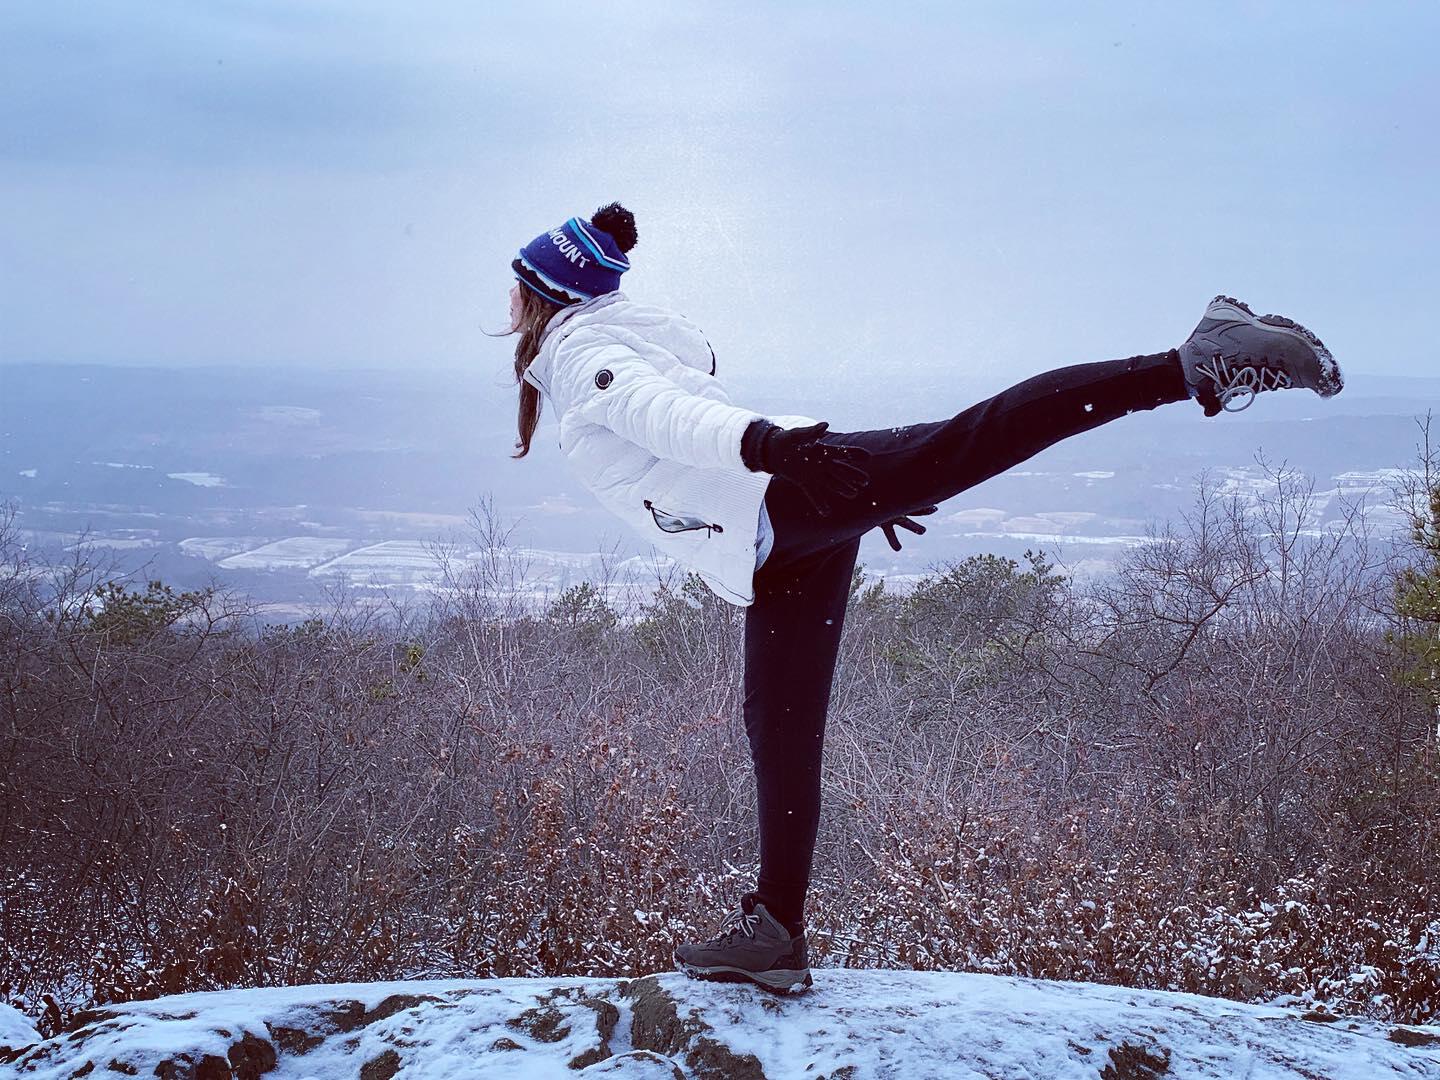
[3,361,1436,622]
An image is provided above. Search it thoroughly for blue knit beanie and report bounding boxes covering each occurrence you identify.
[513,202,638,306]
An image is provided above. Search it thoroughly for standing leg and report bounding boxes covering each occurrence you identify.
[742,533,862,935]
[763,350,1189,569]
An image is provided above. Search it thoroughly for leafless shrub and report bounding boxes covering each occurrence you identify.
[2,457,1438,1030]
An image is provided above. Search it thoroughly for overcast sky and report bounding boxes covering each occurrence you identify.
[2,1,1436,390]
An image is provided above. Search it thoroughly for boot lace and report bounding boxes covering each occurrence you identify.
[1196,352,1293,412]
[711,906,761,944]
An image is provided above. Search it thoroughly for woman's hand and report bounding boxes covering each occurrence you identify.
[880,505,938,551]
[750,420,873,518]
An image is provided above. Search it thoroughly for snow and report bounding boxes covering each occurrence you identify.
[959,530,1151,547]
[0,1002,38,1051]
[6,969,1438,1079]
[8,977,617,1079]
[945,507,1009,528]
[166,471,227,487]
[179,535,273,560]
[216,537,355,571]
[692,970,1440,1079]
[310,540,447,583]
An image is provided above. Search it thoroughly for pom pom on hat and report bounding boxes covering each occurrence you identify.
[513,202,636,306]
[591,202,638,254]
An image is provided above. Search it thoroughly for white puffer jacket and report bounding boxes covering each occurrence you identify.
[520,292,819,606]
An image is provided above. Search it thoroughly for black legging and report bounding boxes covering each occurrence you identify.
[744,349,1189,934]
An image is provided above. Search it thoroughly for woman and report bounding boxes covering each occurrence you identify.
[505,202,1342,995]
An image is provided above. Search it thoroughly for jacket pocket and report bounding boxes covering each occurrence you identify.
[644,499,724,537]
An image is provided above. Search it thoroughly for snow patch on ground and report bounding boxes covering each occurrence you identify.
[0,1002,39,1053]
[179,536,273,560]
[6,969,1438,1079]
[310,540,444,584]
[167,471,227,487]
[217,537,355,571]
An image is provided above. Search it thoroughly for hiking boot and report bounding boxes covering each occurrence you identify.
[673,892,813,995]
[1177,294,1343,416]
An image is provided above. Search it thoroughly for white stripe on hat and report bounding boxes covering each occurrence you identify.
[571,218,631,271]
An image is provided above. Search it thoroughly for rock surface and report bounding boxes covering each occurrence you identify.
[4,970,1439,1078]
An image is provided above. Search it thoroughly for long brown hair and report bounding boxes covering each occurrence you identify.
[505,285,564,459]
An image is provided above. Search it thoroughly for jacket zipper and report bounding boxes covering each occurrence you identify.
[644,499,724,536]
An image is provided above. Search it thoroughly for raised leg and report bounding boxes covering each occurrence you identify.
[761,350,1189,572]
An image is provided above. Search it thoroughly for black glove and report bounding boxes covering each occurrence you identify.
[880,505,938,551]
[742,419,872,518]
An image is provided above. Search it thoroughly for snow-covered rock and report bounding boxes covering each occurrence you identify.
[0,1005,39,1061]
[4,970,1439,1079]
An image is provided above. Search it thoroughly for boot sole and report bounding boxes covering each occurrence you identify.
[674,958,814,996]
[1206,294,1344,397]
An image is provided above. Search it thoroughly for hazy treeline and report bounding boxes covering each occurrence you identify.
[2,457,1438,1034]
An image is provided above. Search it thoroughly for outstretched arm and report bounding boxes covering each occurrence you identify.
[555,327,874,515]
[559,330,767,473]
